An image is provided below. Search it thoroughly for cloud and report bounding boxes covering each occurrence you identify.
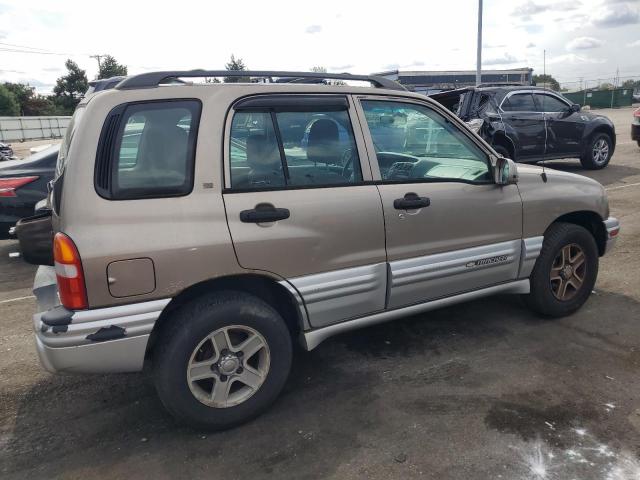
[483,53,525,65]
[512,1,549,17]
[526,42,537,48]
[329,64,354,71]
[567,36,604,50]
[628,39,640,47]
[305,24,322,34]
[382,63,400,71]
[547,53,606,65]
[512,0,580,17]
[521,23,544,33]
[592,4,640,27]
[483,43,507,48]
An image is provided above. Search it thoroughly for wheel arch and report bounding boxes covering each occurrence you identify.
[550,210,607,256]
[583,122,616,151]
[145,274,305,360]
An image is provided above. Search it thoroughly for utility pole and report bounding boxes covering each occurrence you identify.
[90,54,106,72]
[476,0,483,86]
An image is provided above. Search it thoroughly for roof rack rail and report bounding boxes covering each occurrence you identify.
[478,82,527,87]
[115,70,406,91]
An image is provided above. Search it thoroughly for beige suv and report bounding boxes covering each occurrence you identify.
[20,70,620,430]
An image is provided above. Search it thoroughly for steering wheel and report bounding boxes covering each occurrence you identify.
[341,148,355,179]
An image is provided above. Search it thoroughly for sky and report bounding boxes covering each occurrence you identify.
[0,0,639,94]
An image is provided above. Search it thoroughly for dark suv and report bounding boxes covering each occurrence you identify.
[430,85,616,169]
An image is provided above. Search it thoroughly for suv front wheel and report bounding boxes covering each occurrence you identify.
[525,223,599,317]
[153,291,292,430]
[580,132,613,169]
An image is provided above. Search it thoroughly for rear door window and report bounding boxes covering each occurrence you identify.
[501,93,536,112]
[229,99,362,190]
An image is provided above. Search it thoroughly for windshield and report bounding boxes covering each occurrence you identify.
[55,106,85,178]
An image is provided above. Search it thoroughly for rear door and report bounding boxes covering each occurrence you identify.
[223,95,387,328]
[499,92,546,159]
[533,92,585,157]
[355,96,523,309]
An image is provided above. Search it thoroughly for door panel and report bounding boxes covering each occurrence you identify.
[356,96,523,309]
[534,93,585,156]
[377,183,522,307]
[223,95,387,327]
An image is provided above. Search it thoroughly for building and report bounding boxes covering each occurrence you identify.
[375,68,534,94]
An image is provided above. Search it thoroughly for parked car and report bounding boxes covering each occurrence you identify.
[632,107,640,147]
[0,145,58,239]
[430,85,616,169]
[0,142,14,161]
[17,70,619,430]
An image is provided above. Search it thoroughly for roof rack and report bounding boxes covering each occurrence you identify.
[478,82,527,87]
[115,70,406,91]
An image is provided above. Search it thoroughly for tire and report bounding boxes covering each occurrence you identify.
[524,222,599,318]
[492,144,511,159]
[580,132,612,170]
[637,140,640,148]
[153,291,292,430]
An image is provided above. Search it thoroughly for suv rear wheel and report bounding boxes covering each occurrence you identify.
[524,223,598,317]
[153,291,292,430]
[580,132,612,169]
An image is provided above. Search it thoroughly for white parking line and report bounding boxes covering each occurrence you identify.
[606,182,640,191]
[0,295,35,305]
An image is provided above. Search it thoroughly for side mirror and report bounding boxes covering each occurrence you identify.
[569,103,581,113]
[494,157,518,185]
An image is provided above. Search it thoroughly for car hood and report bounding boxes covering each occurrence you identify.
[515,163,609,220]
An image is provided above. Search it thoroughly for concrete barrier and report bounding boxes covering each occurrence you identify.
[0,116,71,142]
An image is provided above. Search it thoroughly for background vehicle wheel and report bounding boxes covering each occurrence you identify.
[580,132,612,169]
[492,144,512,159]
[524,222,599,318]
[153,291,292,430]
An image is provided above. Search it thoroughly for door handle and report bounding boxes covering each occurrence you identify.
[393,192,431,210]
[240,203,290,223]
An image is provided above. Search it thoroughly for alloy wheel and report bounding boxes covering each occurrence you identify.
[592,138,609,165]
[187,325,270,408]
[550,243,587,301]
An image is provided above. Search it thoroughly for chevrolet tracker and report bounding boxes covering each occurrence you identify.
[16,70,620,430]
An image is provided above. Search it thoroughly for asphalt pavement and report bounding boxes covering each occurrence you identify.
[1,106,639,479]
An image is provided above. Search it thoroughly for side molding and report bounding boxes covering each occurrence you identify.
[519,236,544,278]
[301,279,530,351]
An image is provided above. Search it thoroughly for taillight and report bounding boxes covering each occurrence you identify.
[634,108,640,118]
[53,233,88,310]
[0,176,39,197]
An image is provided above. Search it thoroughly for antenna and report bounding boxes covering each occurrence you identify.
[541,49,548,182]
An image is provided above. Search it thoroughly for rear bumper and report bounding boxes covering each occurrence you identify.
[33,266,169,373]
[603,217,620,255]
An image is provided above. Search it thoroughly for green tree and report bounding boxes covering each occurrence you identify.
[0,85,20,116]
[532,74,560,91]
[24,96,58,116]
[224,55,249,83]
[97,55,128,79]
[2,83,35,115]
[597,82,615,90]
[53,59,89,114]
[621,79,640,89]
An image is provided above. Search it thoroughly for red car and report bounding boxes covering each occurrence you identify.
[633,107,640,147]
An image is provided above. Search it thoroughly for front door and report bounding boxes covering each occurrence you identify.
[533,92,585,157]
[499,91,546,159]
[356,97,523,309]
[223,95,387,328]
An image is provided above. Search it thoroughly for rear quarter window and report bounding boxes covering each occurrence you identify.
[95,99,201,200]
